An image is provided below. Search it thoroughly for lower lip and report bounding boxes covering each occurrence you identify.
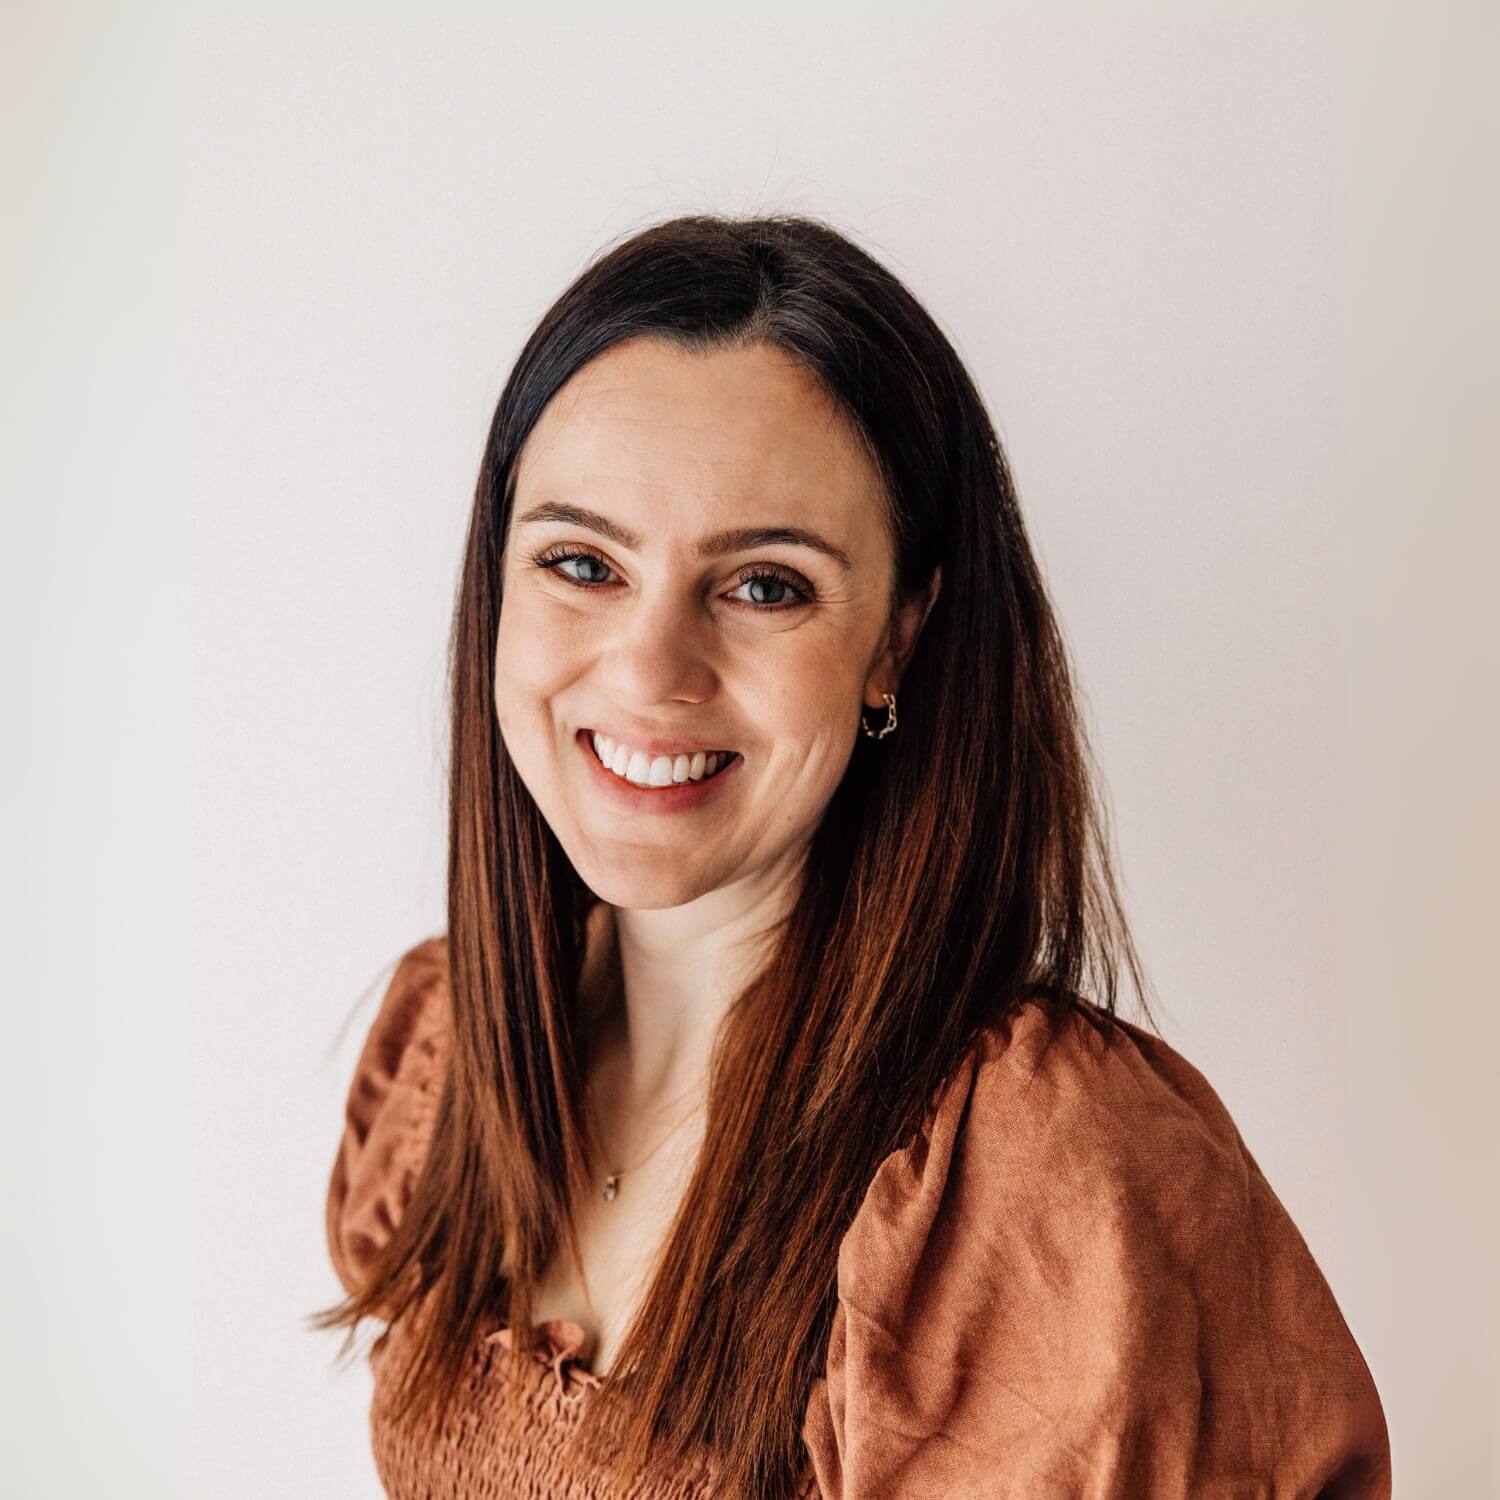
[577,730,742,815]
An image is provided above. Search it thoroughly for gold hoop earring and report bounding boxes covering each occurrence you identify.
[860,691,897,740]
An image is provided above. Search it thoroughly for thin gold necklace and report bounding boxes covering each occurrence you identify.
[583,1078,705,1201]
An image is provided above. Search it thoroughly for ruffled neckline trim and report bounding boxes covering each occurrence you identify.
[484,1317,606,1399]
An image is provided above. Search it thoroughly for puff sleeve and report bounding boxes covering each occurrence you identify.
[800,1002,1392,1499]
[325,936,452,1303]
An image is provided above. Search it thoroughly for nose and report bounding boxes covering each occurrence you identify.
[597,585,718,706]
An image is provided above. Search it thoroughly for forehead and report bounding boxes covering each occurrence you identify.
[513,338,887,540]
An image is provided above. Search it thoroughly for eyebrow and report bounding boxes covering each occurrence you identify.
[514,500,854,572]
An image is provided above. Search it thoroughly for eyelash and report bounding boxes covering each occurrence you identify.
[525,544,816,611]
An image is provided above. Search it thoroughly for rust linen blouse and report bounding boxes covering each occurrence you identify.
[325,936,1392,1498]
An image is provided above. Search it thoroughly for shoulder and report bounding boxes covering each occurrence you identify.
[956,998,1257,1262]
[831,999,1249,1277]
[324,935,452,1302]
[803,998,1391,1498]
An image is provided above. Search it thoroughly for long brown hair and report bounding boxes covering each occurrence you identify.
[310,211,1155,1499]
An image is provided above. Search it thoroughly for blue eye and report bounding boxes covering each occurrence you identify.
[546,549,610,586]
[526,544,815,611]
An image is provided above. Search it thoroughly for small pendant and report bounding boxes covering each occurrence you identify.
[602,1173,619,1201]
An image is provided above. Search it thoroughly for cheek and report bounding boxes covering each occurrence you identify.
[496,591,570,697]
[763,693,861,799]
[758,645,864,743]
[492,599,555,748]
[498,579,595,657]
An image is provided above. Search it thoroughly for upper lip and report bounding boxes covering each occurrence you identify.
[582,726,738,758]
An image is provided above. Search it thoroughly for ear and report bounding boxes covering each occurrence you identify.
[863,564,942,708]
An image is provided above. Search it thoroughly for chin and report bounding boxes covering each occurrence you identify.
[568,856,725,912]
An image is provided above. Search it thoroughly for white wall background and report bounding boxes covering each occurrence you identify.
[3,1,1495,1495]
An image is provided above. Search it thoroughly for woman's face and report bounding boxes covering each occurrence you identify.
[495,335,935,911]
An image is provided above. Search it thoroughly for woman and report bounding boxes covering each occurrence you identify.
[312,214,1391,1499]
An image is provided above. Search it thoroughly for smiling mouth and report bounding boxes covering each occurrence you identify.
[585,730,740,789]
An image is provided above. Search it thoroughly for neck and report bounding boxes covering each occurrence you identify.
[581,862,803,1114]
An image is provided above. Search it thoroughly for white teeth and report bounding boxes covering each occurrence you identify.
[589,731,733,789]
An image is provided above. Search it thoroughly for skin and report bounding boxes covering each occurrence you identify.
[493,336,939,1362]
